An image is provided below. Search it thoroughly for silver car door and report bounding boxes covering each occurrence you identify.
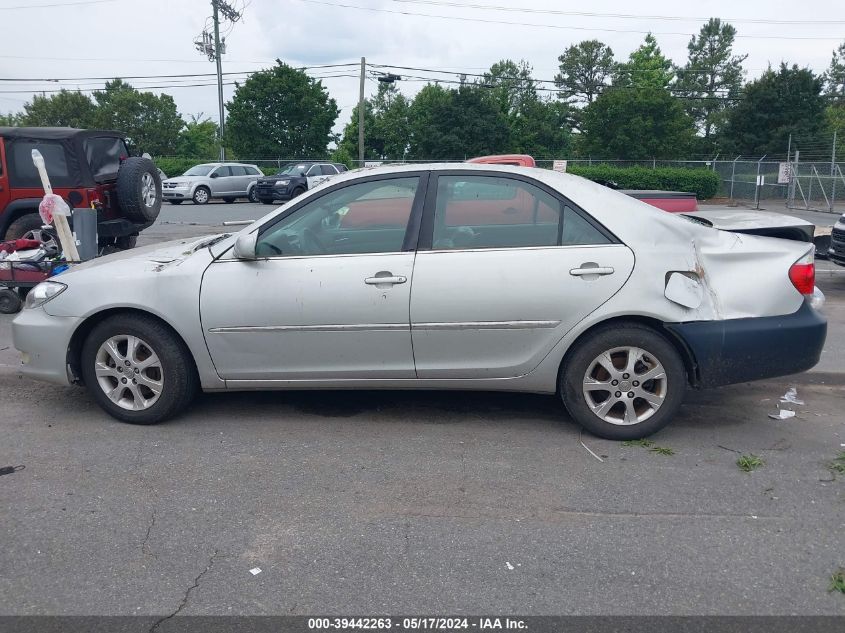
[200,174,425,381]
[209,165,231,195]
[410,173,635,379]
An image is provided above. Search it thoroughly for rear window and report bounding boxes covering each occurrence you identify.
[7,140,75,188]
[83,136,128,181]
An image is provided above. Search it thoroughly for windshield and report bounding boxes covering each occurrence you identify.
[183,164,215,176]
[274,164,309,176]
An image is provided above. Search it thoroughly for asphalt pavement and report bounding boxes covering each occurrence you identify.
[0,201,844,617]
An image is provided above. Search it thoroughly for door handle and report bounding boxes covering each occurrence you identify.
[365,274,407,285]
[570,266,614,276]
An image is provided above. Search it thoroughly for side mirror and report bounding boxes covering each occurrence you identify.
[233,233,257,259]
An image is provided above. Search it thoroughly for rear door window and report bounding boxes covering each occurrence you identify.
[83,136,128,181]
[7,140,75,188]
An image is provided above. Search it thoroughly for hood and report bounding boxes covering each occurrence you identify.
[55,234,224,279]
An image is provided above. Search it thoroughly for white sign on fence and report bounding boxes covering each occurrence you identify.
[552,160,568,173]
[777,162,792,184]
[364,161,384,168]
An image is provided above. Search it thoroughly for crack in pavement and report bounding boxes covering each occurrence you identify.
[149,549,219,633]
[141,509,157,559]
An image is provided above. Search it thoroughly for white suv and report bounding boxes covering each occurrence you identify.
[162,163,263,205]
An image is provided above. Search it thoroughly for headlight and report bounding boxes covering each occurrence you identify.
[275,179,290,186]
[24,281,67,309]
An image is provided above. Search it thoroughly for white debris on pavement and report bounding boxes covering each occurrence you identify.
[505,562,514,570]
[249,567,262,575]
[768,409,797,420]
[780,387,805,405]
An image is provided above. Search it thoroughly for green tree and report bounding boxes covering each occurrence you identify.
[482,59,537,115]
[21,90,97,128]
[407,84,510,159]
[720,64,826,156]
[676,18,747,141]
[511,98,572,157]
[555,40,615,104]
[176,114,219,158]
[580,87,695,159]
[226,61,339,158]
[0,111,23,126]
[827,41,845,98]
[92,79,183,155]
[614,33,675,89]
[337,82,411,161]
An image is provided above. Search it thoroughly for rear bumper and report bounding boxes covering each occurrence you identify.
[665,299,827,388]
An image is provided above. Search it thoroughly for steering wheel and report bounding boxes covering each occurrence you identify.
[300,228,327,255]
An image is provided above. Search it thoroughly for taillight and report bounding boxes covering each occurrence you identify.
[86,188,101,206]
[788,251,815,295]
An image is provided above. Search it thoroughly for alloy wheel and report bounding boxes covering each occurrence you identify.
[94,335,164,411]
[141,172,157,207]
[582,346,667,425]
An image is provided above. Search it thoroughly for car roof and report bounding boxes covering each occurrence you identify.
[0,126,125,140]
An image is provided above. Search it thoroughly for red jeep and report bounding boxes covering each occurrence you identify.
[0,127,161,248]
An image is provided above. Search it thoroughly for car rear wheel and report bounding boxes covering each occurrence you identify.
[560,323,686,440]
[80,314,198,425]
[4,213,44,241]
[192,187,210,205]
[248,187,259,203]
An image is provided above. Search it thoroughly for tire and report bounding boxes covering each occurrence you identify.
[560,323,687,440]
[223,197,236,204]
[0,288,22,314]
[248,187,259,203]
[169,200,183,205]
[116,157,162,223]
[192,186,210,205]
[259,198,275,205]
[291,186,305,199]
[115,235,137,250]
[4,213,44,241]
[80,314,198,425]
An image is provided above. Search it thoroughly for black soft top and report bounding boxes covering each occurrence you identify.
[0,127,125,141]
[1,127,129,187]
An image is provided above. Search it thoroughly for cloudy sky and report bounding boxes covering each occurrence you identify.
[2,0,844,143]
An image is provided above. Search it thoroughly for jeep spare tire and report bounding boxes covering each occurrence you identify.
[116,157,162,223]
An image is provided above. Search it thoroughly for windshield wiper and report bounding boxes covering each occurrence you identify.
[194,234,231,250]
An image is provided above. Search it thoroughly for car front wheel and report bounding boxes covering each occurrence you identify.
[192,187,210,205]
[80,314,198,424]
[560,323,686,440]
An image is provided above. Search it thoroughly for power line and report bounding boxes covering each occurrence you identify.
[295,0,845,40]
[392,0,845,26]
[0,0,121,9]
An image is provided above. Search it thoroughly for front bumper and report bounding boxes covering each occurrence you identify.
[162,185,192,200]
[12,308,82,386]
[256,184,293,200]
[666,299,827,388]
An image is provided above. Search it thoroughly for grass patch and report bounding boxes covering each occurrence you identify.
[828,452,845,475]
[622,439,673,455]
[737,454,765,472]
[829,568,845,594]
[622,439,654,448]
[651,446,675,456]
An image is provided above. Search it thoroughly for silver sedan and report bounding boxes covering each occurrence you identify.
[12,164,827,439]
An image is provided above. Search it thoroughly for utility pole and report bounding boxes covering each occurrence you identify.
[212,1,225,161]
[358,57,366,166]
[195,1,242,162]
